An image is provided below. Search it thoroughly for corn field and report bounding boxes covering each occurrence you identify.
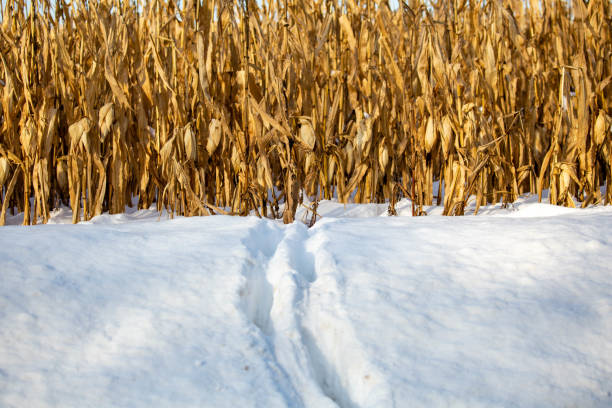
[0,0,610,226]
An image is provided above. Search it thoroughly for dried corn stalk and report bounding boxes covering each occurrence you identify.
[0,0,609,226]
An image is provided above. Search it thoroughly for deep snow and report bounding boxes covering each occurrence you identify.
[1,196,611,407]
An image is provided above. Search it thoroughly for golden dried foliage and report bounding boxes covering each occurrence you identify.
[0,0,611,226]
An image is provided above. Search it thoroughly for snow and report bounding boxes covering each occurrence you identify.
[1,196,612,407]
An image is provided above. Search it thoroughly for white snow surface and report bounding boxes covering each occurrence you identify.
[1,196,612,407]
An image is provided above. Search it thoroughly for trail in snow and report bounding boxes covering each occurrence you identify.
[242,222,334,408]
[239,220,391,408]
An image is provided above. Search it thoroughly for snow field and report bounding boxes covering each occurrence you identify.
[1,200,612,407]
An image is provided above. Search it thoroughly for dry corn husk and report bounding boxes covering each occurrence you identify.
[39,108,57,157]
[68,118,93,153]
[327,158,337,185]
[355,117,372,158]
[424,116,437,154]
[99,103,114,141]
[378,142,389,170]
[160,135,176,171]
[184,124,197,162]
[257,155,273,190]
[440,115,453,159]
[344,143,355,174]
[298,118,316,150]
[0,156,9,186]
[20,118,36,157]
[207,119,222,155]
[305,152,316,175]
[594,110,609,146]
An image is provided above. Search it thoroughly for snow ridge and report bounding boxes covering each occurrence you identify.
[302,222,394,408]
